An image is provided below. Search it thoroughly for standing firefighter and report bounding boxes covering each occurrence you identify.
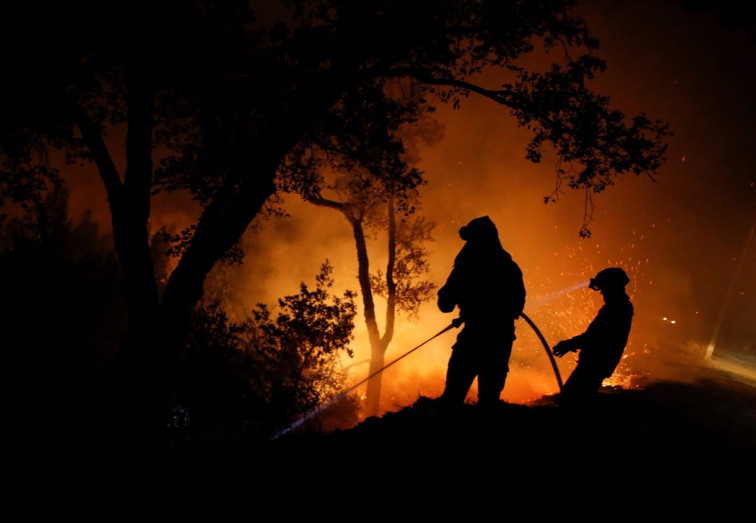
[552,267,634,409]
[437,216,526,408]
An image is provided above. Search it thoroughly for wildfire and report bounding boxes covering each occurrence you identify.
[603,368,644,389]
[339,237,655,424]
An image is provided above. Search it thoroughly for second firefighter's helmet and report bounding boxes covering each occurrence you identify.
[589,267,630,291]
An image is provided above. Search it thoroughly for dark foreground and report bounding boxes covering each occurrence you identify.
[18,358,756,516]
[174,361,754,514]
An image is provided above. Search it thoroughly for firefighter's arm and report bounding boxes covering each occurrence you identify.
[552,336,581,357]
[437,269,459,313]
[512,263,526,319]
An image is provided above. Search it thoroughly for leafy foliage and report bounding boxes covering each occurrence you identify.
[251,260,357,415]
[2,0,670,224]
[370,214,437,319]
[178,260,359,440]
[276,78,431,210]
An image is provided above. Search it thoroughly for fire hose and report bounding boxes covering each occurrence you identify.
[272,312,561,440]
[519,311,563,391]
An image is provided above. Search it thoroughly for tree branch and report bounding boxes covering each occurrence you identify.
[307,195,350,213]
[378,68,512,105]
[70,100,124,200]
[124,70,155,221]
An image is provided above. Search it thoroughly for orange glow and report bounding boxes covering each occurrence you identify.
[56,107,731,432]
[52,0,754,434]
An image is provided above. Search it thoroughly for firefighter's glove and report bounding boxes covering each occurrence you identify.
[552,340,574,358]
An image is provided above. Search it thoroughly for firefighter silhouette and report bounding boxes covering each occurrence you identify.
[552,267,634,408]
[437,216,526,407]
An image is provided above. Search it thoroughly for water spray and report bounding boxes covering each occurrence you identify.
[528,280,589,308]
[271,320,460,440]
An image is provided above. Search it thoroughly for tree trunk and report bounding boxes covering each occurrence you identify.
[159,170,277,363]
[71,81,160,346]
[76,84,282,439]
[121,70,160,345]
[73,72,167,443]
[352,199,397,418]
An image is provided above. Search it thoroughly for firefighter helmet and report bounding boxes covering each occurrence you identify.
[589,267,629,291]
[459,216,498,242]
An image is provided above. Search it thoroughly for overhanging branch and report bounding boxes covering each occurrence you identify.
[307,195,349,213]
[378,68,512,105]
[70,99,124,200]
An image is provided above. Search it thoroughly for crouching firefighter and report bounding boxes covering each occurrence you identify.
[437,216,526,408]
[552,267,634,410]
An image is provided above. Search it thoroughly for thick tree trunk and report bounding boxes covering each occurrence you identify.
[72,70,160,347]
[72,72,166,443]
[159,170,277,362]
[121,71,160,344]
